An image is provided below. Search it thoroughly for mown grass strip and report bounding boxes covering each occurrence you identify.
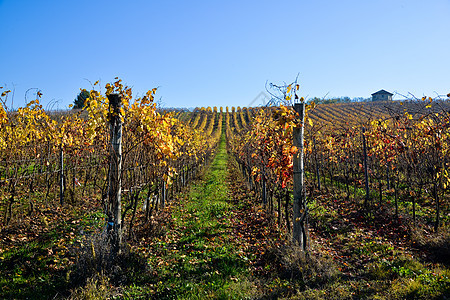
[147,134,257,299]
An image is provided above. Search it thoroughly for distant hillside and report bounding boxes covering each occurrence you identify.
[308,100,450,126]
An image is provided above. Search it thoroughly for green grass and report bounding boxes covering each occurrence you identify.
[0,240,69,299]
[0,201,108,299]
[142,134,257,299]
[304,184,450,299]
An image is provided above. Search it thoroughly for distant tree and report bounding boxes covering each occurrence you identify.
[73,90,90,109]
[352,97,371,102]
[307,96,358,105]
[342,96,351,102]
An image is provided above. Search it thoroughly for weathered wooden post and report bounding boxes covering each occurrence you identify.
[59,145,64,206]
[107,93,123,254]
[362,127,370,205]
[262,167,267,206]
[162,182,166,208]
[293,102,307,250]
[313,137,321,190]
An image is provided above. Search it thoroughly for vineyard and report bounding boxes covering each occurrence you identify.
[0,81,449,299]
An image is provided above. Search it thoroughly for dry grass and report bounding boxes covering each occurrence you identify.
[69,231,148,288]
[68,273,118,300]
[411,225,450,265]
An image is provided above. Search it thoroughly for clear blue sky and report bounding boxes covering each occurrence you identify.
[1,0,449,109]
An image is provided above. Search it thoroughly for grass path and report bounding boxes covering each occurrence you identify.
[144,134,261,299]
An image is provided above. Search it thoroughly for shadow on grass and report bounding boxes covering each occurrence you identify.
[153,253,247,299]
[0,242,70,299]
[0,232,153,299]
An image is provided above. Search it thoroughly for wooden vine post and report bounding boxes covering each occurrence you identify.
[262,166,267,206]
[107,93,123,254]
[59,145,64,206]
[362,127,370,205]
[293,102,307,251]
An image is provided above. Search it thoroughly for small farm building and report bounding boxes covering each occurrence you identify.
[372,89,393,101]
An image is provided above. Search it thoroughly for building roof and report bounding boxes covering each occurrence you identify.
[371,89,393,96]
